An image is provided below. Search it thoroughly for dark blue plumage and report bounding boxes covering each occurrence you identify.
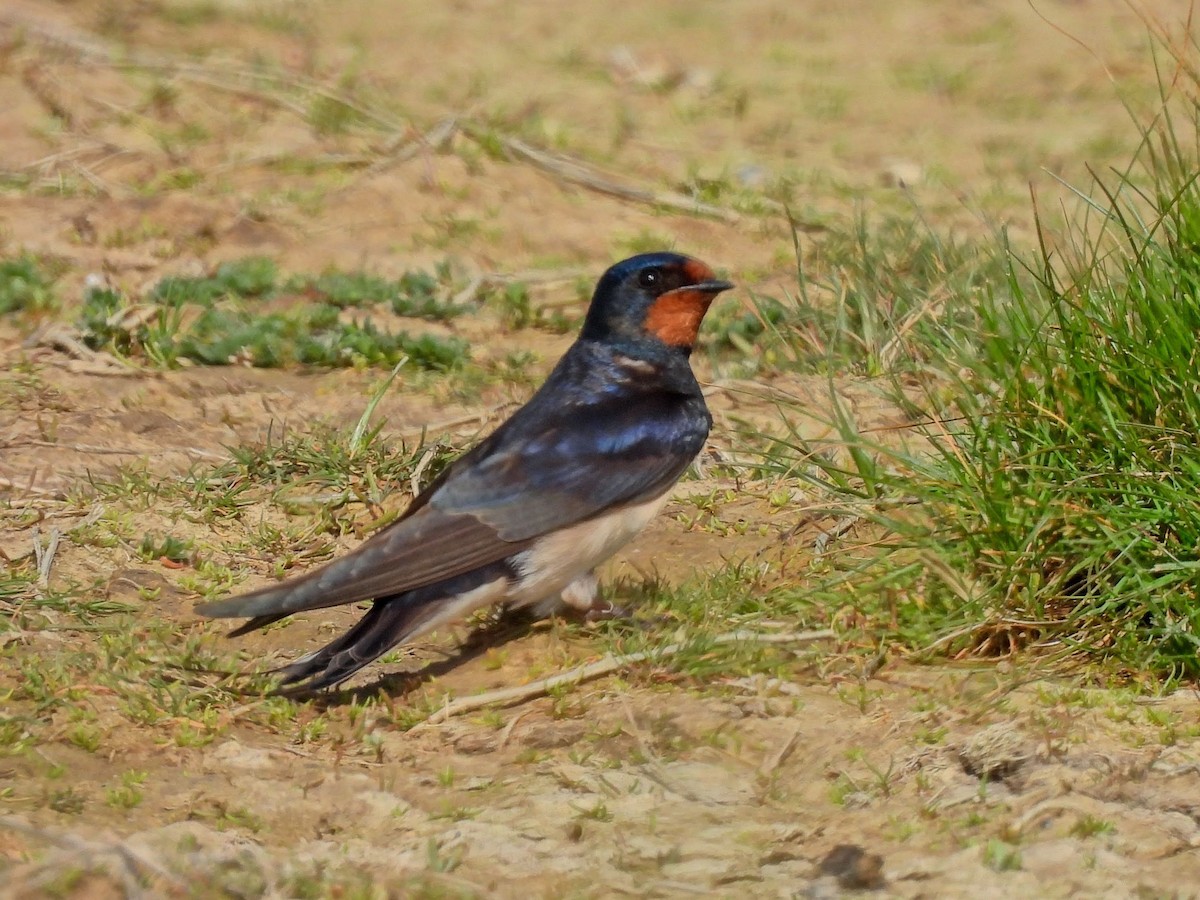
[197,252,733,692]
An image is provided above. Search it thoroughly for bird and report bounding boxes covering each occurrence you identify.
[197,252,733,693]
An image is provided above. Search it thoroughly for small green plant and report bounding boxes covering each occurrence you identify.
[153,257,278,305]
[217,805,265,833]
[0,716,31,755]
[424,838,463,874]
[572,800,613,822]
[66,723,103,753]
[705,293,799,357]
[175,722,217,748]
[138,533,194,565]
[48,786,86,815]
[287,261,470,320]
[0,255,58,314]
[431,802,478,821]
[1070,814,1115,839]
[78,259,473,371]
[296,715,328,744]
[982,839,1022,872]
[828,773,861,807]
[308,95,359,135]
[488,282,574,333]
[106,770,148,809]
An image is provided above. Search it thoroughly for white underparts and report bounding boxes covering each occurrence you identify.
[384,493,668,640]
[510,491,669,610]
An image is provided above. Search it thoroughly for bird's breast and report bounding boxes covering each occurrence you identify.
[507,490,670,606]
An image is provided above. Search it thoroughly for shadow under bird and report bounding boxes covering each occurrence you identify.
[197,252,734,692]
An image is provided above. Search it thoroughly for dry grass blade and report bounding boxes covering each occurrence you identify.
[757,721,803,779]
[33,527,60,592]
[394,401,520,441]
[460,123,742,223]
[369,116,463,175]
[0,477,65,499]
[417,629,834,726]
[1,10,407,133]
[23,324,139,376]
[813,514,862,556]
[3,9,761,229]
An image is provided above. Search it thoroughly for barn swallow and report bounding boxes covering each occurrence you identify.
[197,252,733,692]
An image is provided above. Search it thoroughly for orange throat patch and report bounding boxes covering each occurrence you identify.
[644,290,715,347]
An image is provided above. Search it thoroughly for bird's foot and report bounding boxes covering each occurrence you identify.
[583,598,634,623]
[558,572,636,623]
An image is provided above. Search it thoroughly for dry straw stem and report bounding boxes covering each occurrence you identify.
[0,6,818,229]
[2,8,780,227]
[418,628,834,726]
[457,121,743,222]
[23,324,141,376]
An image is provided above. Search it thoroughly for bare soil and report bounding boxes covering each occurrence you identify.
[3,1,1200,897]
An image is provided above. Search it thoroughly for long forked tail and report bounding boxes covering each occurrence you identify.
[273,600,423,693]
[269,567,512,694]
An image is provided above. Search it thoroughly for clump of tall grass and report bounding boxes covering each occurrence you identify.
[771,43,1200,679]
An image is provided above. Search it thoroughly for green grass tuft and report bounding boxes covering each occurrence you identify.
[761,67,1200,680]
[0,254,60,314]
[704,212,1007,376]
[79,259,472,371]
[288,261,472,320]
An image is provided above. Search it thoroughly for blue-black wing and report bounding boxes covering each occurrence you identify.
[197,348,708,625]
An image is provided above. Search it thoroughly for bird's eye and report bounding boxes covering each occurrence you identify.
[638,269,661,289]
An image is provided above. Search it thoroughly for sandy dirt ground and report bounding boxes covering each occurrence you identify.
[2,1,1200,897]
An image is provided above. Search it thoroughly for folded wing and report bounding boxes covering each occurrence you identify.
[197,375,707,626]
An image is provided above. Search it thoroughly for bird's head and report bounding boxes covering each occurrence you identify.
[580,252,734,354]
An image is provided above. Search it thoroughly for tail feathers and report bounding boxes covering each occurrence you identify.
[197,509,523,627]
[228,611,290,638]
[271,571,511,694]
[272,600,418,693]
[197,566,349,624]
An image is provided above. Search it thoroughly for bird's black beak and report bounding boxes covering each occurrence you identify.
[681,279,734,295]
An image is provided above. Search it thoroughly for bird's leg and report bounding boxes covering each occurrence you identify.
[514,572,635,623]
[557,570,599,611]
[559,571,633,622]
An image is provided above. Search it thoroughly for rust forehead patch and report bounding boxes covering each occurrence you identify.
[643,289,716,347]
[681,257,717,285]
